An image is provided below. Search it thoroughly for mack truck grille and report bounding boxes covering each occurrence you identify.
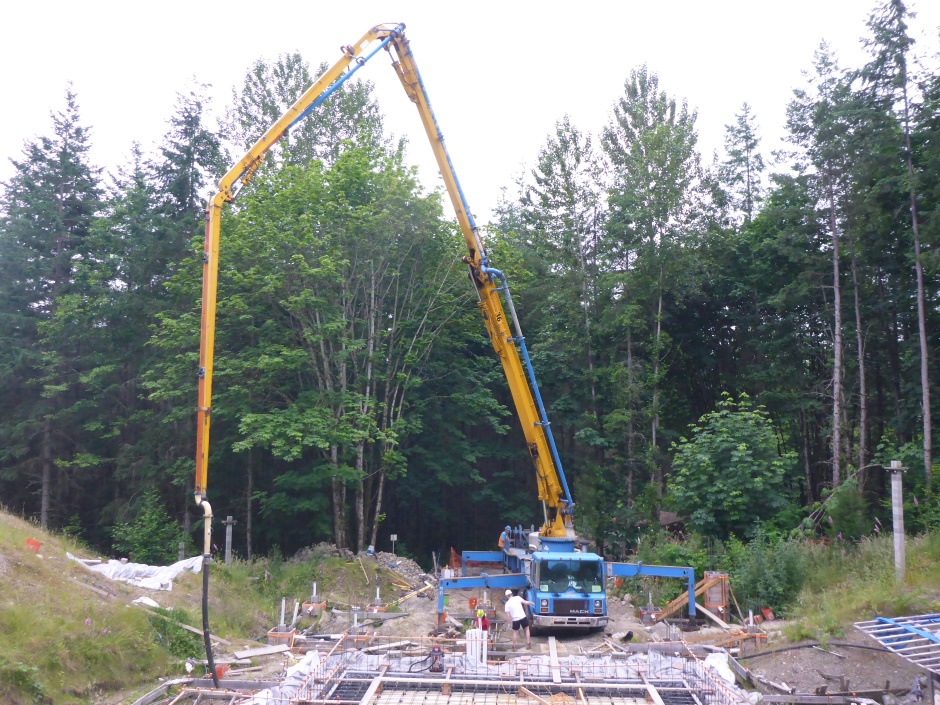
[553,599,590,616]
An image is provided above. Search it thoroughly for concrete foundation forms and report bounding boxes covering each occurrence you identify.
[142,634,750,705]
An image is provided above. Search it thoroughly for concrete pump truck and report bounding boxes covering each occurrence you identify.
[192,27,696,671]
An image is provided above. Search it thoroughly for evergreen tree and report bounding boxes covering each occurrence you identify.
[0,86,101,528]
[785,44,855,488]
[600,65,705,499]
[860,0,933,485]
[721,102,766,224]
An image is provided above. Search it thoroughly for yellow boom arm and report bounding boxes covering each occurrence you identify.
[194,24,574,538]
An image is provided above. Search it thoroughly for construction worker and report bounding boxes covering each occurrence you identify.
[505,589,534,649]
[475,608,489,631]
[498,526,511,549]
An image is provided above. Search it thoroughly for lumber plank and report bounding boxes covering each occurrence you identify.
[131,604,231,645]
[361,640,417,653]
[694,601,731,630]
[548,636,561,684]
[232,644,290,659]
[654,576,721,623]
[71,577,112,598]
[519,686,551,705]
[387,582,434,608]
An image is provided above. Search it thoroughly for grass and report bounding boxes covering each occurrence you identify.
[788,532,940,639]
[0,511,401,704]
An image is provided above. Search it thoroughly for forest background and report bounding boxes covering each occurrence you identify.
[2,0,940,566]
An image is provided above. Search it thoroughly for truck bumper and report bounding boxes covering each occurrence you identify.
[532,615,608,629]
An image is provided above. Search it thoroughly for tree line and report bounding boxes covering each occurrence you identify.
[1,0,938,562]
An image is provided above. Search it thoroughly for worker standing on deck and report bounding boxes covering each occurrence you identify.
[475,608,489,631]
[504,589,534,649]
[498,526,511,549]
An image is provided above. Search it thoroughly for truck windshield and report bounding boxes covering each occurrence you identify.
[538,560,602,594]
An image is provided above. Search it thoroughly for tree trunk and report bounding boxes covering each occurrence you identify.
[40,418,52,529]
[828,166,843,488]
[246,451,254,561]
[331,445,345,549]
[627,327,635,504]
[904,100,931,484]
[370,467,386,549]
[355,443,366,553]
[851,247,868,482]
[652,272,663,497]
[802,412,813,504]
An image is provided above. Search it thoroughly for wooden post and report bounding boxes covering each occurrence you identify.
[223,515,237,565]
[890,461,906,584]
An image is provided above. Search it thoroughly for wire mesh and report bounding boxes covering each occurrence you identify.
[149,633,750,705]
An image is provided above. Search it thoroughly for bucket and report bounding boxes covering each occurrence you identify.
[468,597,478,610]
[24,538,42,553]
[761,607,775,622]
[215,664,229,680]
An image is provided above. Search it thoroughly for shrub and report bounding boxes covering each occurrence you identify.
[111,490,183,564]
[667,393,796,540]
[729,530,809,615]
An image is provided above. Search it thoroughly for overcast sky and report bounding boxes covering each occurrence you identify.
[2,1,939,222]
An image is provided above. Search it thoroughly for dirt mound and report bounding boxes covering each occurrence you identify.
[374,552,430,586]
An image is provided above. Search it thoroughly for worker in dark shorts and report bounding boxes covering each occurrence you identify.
[504,589,535,649]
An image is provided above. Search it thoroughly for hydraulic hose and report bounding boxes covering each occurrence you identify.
[198,499,219,688]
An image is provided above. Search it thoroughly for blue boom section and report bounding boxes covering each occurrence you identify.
[607,562,697,617]
[437,573,529,617]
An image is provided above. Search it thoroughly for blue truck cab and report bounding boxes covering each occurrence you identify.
[504,535,607,630]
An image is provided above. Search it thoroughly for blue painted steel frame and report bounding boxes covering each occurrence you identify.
[876,616,940,645]
[460,551,505,571]
[608,562,697,617]
[437,573,529,616]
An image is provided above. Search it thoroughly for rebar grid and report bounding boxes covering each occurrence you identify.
[679,638,749,705]
[151,634,748,705]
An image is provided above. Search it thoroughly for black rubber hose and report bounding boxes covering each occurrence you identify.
[738,641,888,660]
[203,556,220,688]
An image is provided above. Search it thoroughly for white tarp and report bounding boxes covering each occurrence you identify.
[704,651,736,685]
[239,650,321,704]
[67,552,202,590]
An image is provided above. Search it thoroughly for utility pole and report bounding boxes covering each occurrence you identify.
[223,516,237,566]
[889,460,906,584]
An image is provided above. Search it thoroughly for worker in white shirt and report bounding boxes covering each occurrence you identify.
[504,589,534,649]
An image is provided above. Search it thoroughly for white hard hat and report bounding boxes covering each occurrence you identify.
[505,589,512,597]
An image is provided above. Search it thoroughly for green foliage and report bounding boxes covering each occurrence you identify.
[60,514,84,541]
[0,658,45,704]
[111,490,183,564]
[668,393,795,539]
[147,609,202,659]
[725,531,809,615]
[2,13,940,576]
[819,477,872,541]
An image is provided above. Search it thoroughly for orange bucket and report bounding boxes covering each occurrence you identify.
[468,597,478,610]
[215,663,229,679]
[24,538,42,553]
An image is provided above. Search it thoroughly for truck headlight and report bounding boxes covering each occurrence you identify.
[594,600,603,614]
[540,598,549,613]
